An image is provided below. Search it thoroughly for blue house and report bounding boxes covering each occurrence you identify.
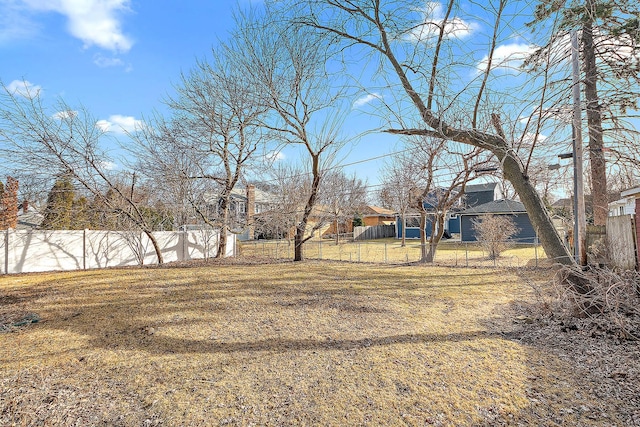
[458,199,537,243]
[395,182,502,239]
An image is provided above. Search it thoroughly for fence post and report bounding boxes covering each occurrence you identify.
[384,244,388,263]
[465,243,469,268]
[4,228,9,275]
[83,229,87,270]
[534,237,539,267]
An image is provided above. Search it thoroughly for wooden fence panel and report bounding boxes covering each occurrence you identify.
[606,215,636,270]
[354,225,395,241]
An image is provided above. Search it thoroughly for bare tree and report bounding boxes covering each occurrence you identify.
[406,137,495,263]
[0,85,166,264]
[473,214,520,259]
[233,9,349,261]
[321,171,367,244]
[282,0,574,264]
[134,42,266,257]
[380,151,422,247]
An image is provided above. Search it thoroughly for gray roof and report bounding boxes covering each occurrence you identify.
[459,199,527,215]
[464,182,498,193]
[16,212,44,229]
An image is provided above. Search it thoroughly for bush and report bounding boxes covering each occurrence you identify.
[472,214,519,259]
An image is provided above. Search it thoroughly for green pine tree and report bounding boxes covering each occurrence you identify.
[41,176,76,229]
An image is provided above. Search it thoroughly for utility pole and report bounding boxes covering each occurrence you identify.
[571,30,587,266]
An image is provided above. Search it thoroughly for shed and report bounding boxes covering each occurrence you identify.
[459,199,537,243]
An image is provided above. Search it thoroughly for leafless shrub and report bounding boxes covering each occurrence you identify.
[552,266,640,340]
[472,214,519,259]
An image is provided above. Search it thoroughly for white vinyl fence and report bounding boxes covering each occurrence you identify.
[1,229,235,274]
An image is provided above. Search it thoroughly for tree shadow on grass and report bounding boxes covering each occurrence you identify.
[93,329,493,356]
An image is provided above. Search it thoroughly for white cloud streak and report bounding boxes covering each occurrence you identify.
[21,0,133,52]
[6,79,41,98]
[93,53,124,67]
[476,42,537,74]
[352,93,382,109]
[96,114,143,134]
[52,110,78,120]
[405,2,478,43]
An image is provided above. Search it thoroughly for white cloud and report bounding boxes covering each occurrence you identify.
[52,110,78,120]
[96,114,143,134]
[93,53,124,68]
[99,160,118,170]
[476,42,537,74]
[21,0,133,52]
[520,132,547,147]
[6,79,41,98]
[352,93,382,109]
[405,2,478,43]
[265,151,285,162]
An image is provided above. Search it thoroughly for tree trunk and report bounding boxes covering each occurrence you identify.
[501,151,572,264]
[294,154,322,262]
[216,195,230,259]
[401,211,407,247]
[582,14,608,227]
[425,215,445,263]
[419,210,428,262]
[294,225,304,261]
[144,229,164,265]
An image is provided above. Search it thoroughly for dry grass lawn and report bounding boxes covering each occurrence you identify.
[0,260,636,426]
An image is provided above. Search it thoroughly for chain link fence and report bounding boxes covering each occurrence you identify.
[240,238,545,268]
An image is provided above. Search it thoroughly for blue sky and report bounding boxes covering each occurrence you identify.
[2,0,594,198]
[1,0,405,188]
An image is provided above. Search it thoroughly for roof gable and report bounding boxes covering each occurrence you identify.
[459,199,527,215]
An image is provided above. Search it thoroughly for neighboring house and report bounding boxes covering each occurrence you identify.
[608,191,637,217]
[204,185,278,241]
[16,201,44,230]
[396,181,502,239]
[463,182,503,208]
[322,205,396,238]
[458,199,537,243]
[359,206,396,226]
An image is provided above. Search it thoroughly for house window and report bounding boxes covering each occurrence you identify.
[405,217,421,228]
[238,202,246,214]
[620,206,624,216]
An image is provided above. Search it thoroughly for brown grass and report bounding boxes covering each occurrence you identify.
[0,261,633,426]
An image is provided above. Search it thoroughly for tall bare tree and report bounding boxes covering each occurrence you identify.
[281,0,574,264]
[233,9,349,261]
[134,43,266,257]
[321,171,367,244]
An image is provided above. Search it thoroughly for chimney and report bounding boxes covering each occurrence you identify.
[246,185,256,240]
[22,200,29,214]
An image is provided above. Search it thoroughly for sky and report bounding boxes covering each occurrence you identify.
[1,0,402,189]
[1,0,593,200]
